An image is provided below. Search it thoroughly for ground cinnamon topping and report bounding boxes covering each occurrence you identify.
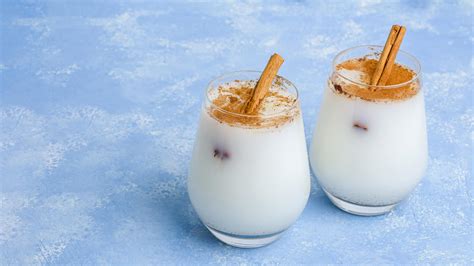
[208,79,299,128]
[333,58,419,101]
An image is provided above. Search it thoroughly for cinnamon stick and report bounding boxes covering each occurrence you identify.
[370,25,401,86]
[370,25,406,87]
[242,53,284,114]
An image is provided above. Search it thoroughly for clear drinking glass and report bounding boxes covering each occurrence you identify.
[310,45,428,216]
[188,71,310,248]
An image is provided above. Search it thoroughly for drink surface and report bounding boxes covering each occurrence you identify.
[332,58,419,101]
[207,78,299,128]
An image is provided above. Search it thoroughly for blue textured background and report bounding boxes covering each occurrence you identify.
[1,0,472,264]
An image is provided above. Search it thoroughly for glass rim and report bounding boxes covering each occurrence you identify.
[332,45,421,89]
[205,70,299,119]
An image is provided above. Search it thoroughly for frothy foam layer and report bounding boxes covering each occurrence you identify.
[332,58,419,101]
[208,79,299,128]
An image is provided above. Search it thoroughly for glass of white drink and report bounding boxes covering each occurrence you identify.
[310,44,427,216]
[188,69,310,248]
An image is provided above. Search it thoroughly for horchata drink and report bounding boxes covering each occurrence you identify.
[188,54,310,248]
[310,25,428,216]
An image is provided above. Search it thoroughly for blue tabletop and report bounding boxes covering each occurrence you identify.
[1,0,472,264]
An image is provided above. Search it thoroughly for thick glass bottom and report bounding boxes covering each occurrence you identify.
[323,188,397,216]
[205,225,284,248]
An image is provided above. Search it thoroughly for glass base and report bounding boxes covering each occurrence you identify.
[323,188,397,216]
[205,225,284,248]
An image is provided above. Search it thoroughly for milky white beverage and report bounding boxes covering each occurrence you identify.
[188,72,310,248]
[310,46,427,215]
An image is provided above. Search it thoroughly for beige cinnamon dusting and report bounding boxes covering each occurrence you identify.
[208,79,299,128]
[334,58,419,101]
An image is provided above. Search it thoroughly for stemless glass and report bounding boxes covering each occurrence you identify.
[310,45,428,216]
[188,71,310,248]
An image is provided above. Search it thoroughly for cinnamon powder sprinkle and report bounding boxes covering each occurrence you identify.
[333,58,419,101]
[208,80,299,128]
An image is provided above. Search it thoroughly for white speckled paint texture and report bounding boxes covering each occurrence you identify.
[0,0,472,264]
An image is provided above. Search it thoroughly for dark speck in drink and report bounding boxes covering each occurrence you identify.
[353,122,368,131]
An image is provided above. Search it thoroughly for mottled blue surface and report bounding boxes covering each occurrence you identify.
[1,0,472,265]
